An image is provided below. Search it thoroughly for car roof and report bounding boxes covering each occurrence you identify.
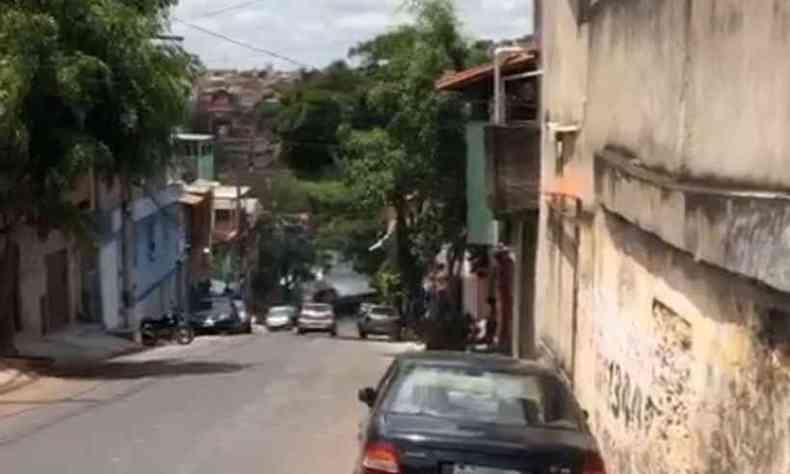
[201,296,230,303]
[394,351,554,376]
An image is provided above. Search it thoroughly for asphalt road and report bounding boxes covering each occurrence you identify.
[0,320,417,474]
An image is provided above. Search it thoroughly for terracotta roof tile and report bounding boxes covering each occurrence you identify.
[435,52,537,92]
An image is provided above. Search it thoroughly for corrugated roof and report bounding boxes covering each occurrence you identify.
[435,52,536,92]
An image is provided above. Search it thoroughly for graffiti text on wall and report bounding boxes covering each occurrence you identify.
[606,360,661,432]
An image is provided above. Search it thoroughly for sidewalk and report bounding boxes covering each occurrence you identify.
[0,362,36,396]
[0,324,141,396]
[15,324,141,364]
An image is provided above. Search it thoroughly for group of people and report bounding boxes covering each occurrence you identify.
[416,243,513,354]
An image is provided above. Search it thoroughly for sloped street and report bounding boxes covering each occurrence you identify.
[0,322,415,474]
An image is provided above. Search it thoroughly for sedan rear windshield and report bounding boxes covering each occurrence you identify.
[303,304,331,312]
[269,307,295,316]
[371,307,396,316]
[384,364,580,429]
[198,299,231,312]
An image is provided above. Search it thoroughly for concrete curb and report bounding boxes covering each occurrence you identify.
[0,372,39,397]
[0,343,146,397]
[1,356,55,371]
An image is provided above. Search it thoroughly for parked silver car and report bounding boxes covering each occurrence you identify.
[296,303,337,336]
[357,305,401,341]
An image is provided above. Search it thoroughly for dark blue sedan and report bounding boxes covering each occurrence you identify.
[354,352,605,474]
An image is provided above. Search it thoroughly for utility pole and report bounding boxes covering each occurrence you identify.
[235,135,254,297]
[120,174,135,332]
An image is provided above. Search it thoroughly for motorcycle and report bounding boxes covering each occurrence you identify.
[140,306,195,347]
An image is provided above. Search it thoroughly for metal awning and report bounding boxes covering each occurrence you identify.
[178,194,204,206]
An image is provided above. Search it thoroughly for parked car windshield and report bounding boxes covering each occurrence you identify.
[384,364,580,429]
[370,306,396,316]
[198,298,231,313]
[303,303,331,312]
[269,307,295,316]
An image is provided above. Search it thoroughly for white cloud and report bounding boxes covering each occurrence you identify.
[170,0,533,70]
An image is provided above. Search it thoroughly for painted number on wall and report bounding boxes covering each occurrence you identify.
[607,361,661,432]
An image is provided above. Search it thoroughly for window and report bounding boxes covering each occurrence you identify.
[762,308,790,364]
[216,209,232,222]
[385,364,580,429]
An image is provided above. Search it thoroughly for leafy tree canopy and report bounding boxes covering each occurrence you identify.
[0,0,193,235]
[341,0,471,292]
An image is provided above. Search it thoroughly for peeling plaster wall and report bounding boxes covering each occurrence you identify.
[536,0,594,374]
[583,212,790,474]
[585,0,790,189]
[536,1,790,473]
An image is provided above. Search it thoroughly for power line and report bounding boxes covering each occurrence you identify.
[172,18,315,70]
[190,0,266,20]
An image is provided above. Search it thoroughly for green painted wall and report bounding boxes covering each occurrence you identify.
[466,122,496,245]
[197,154,214,181]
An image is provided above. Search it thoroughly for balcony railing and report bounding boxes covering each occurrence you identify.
[484,122,541,215]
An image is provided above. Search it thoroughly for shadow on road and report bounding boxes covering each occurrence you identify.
[45,359,253,380]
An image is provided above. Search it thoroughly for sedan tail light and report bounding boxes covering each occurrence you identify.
[362,442,400,474]
[583,452,607,474]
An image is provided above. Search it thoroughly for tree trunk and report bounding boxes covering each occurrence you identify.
[394,201,419,311]
[0,237,20,356]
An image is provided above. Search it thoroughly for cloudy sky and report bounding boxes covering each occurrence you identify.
[169,0,533,70]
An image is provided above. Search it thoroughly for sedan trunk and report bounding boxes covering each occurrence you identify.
[378,414,590,474]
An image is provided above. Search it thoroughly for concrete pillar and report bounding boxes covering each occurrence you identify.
[519,212,539,359]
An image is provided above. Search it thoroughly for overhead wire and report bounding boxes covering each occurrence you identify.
[172,17,316,70]
[189,0,266,20]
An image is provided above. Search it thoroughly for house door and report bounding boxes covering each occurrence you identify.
[45,249,70,334]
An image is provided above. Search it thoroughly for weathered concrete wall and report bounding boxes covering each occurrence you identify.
[536,0,595,373]
[536,1,790,473]
[596,149,790,295]
[98,239,121,331]
[581,212,790,474]
[585,0,790,189]
[16,226,82,337]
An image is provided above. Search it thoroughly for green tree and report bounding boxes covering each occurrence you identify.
[300,178,386,278]
[252,214,317,305]
[342,0,471,301]
[0,0,193,354]
[274,60,373,177]
[340,0,479,348]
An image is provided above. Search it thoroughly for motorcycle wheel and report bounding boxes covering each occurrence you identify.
[175,327,195,345]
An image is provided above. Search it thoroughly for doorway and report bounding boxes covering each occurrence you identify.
[45,249,70,334]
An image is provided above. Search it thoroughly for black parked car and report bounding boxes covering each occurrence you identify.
[190,297,252,334]
[355,352,605,474]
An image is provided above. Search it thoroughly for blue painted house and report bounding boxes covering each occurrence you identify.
[129,184,186,322]
[94,179,187,332]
